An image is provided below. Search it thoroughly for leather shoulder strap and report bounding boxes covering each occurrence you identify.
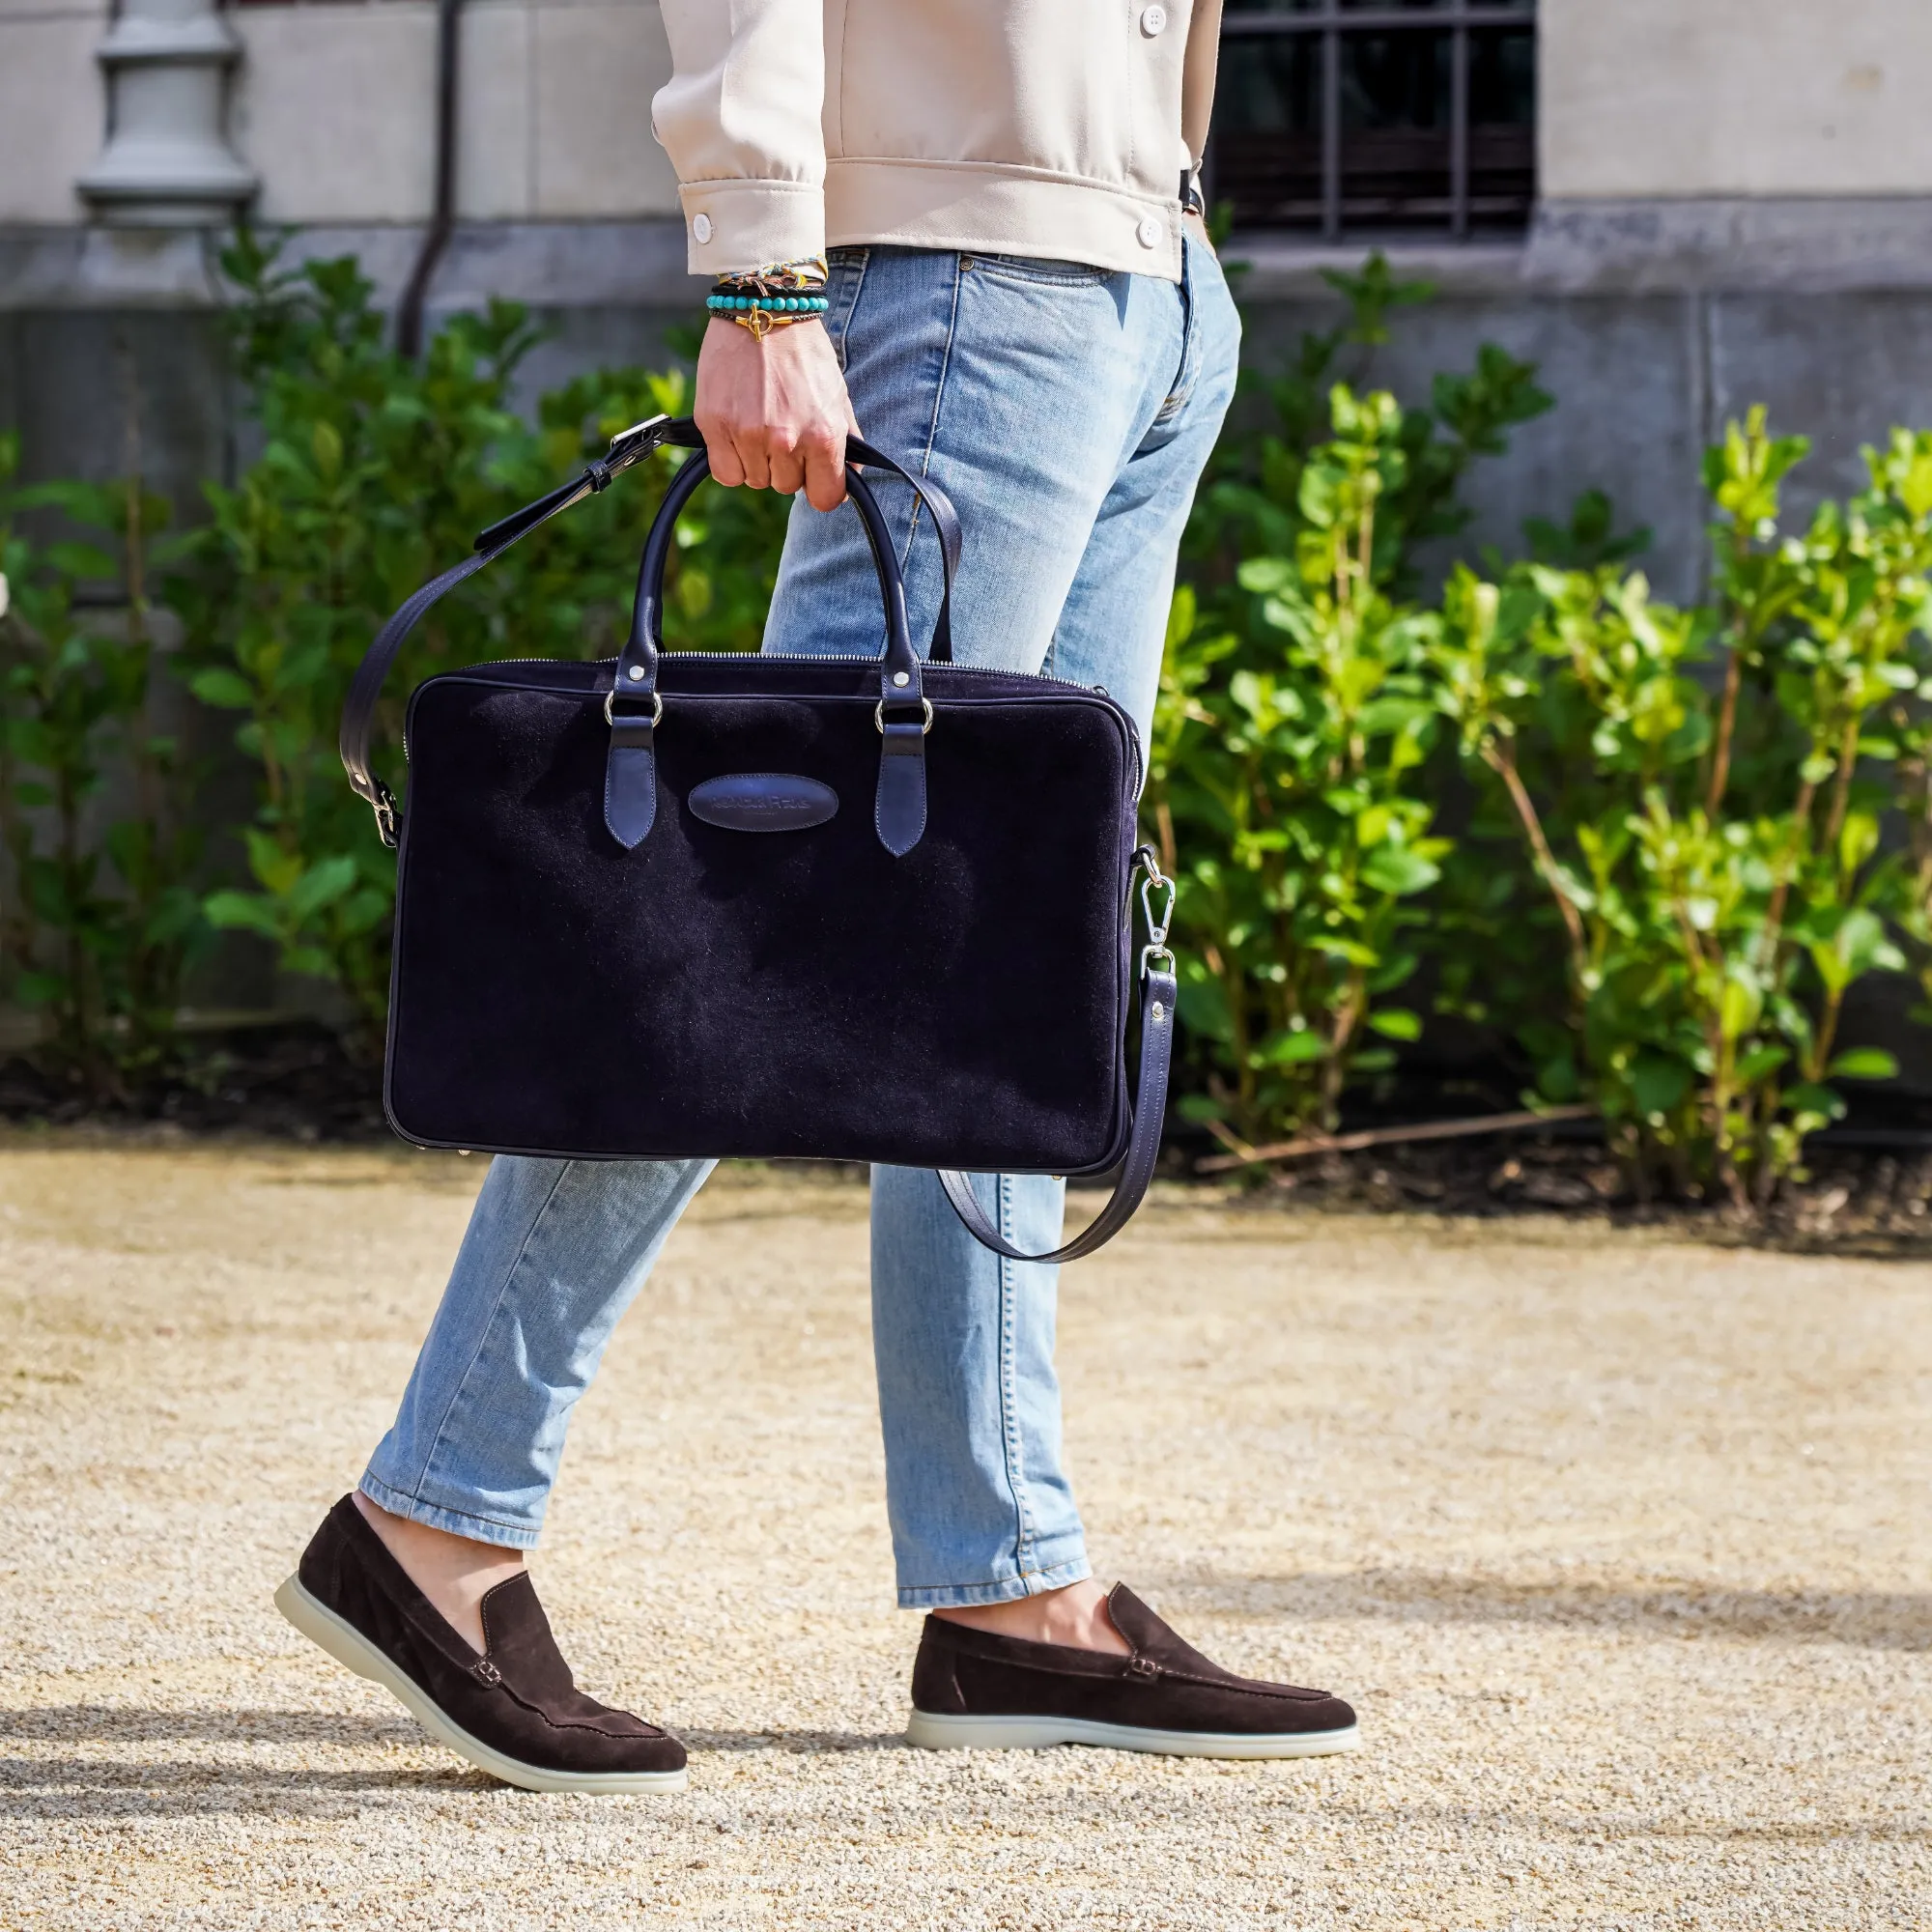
[338,413,699,841]
[937,853,1178,1263]
[937,958,1177,1264]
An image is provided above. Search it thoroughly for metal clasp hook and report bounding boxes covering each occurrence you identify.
[1136,846,1176,976]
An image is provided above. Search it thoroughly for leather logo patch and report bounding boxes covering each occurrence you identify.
[686,773,838,833]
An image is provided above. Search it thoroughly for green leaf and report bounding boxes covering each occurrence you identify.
[188,668,257,709]
[1367,1008,1422,1041]
[1359,845,1441,896]
[284,853,359,922]
[1255,1027,1327,1066]
[1784,1081,1848,1125]
[311,417,345,478]
[203,890,284,939]
[1236,556,1294,595]
[1734,1044,1790,1084]
[1629,1052,1691,1119]
[1827,1047,1898,1082]
[1719,973,1762,1042]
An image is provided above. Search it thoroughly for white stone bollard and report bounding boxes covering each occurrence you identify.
[77,0,257,226]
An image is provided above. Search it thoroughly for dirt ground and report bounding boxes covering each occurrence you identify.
[0,1140,1926,1930]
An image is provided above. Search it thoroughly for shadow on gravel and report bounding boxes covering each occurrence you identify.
[0,1707,417,1747]
[0,1709,908,1818]
[0,1752,495,1820]
[0,1709,904,1755]
[1159,1573,1932,1651]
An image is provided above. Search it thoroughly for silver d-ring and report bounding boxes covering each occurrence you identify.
[873,697,934,735]
[605,689,664,727]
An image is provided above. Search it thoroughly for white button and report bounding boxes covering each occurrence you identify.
[1140,5,1167,35]
[692,213,713,244]
[1136,214,1164,249]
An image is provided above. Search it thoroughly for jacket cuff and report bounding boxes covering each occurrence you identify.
[678,180,826,276]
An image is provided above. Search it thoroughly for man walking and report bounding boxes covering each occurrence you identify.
[276,0,1360,1792]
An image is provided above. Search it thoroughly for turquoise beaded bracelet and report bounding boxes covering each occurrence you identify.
[705,295,829,314]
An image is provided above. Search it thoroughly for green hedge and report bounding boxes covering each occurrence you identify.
[6,238,1932,1208]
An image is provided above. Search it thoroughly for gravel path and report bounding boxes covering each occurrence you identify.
[1,1142,1927,1929]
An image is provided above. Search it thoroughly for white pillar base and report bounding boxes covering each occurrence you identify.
[78,0,256,228]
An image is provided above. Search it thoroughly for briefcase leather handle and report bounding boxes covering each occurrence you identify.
[605,448,947,854]
[339,414,962,851]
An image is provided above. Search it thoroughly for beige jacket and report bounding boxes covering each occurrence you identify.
[651,1,1223,285]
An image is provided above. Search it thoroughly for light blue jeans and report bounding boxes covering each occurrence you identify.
[363,233,1239,1608]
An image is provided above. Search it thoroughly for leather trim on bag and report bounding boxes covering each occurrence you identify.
[687,773,839,833]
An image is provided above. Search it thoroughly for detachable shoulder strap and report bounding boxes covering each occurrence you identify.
[937,852,1178,1264]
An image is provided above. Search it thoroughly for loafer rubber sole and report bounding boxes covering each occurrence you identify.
[904,1707,1360,1758]
[274,1574,688,1794]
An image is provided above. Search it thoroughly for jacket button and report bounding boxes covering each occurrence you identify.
[1140,4,1167,35]
[692,213,713,243]
[1136,214,1163,249]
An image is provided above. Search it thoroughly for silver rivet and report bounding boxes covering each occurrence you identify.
[893,670,910,687]
[627,665,644,682]
[1151,1002,1165,1023]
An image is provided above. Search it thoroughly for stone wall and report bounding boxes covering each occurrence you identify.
[1542,0,1932,199]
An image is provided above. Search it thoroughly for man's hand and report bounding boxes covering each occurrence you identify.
[695,318,859,512]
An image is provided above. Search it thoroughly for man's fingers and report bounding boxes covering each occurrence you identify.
[696,414,747,488]
[733,427,774,491]
[767,440,808,497]
[802,428,848,512]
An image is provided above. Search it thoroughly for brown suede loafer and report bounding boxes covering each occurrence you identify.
[906,1583,1359,1758]
[275,1495,686,1793]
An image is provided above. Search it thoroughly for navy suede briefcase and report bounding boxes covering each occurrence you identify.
[339,416,1176,1262]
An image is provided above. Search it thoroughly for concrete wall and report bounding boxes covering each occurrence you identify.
[1542,0,1932,199]
[230,0,680,226]
[1239,278,1932,609]
[0,0,111,224]
[0,0,681,229]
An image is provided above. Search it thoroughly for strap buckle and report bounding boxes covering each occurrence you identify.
[368,779,399,849]
[603,414,672,477]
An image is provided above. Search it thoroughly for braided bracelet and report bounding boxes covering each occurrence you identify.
[712,255,828,295]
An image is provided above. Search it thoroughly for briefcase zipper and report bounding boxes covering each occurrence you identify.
[456,651,1082,683]
[398,655,1141,787]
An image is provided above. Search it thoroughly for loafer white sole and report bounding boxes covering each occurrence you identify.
[274,1574,688,1794]
[904,1707,1360,1758]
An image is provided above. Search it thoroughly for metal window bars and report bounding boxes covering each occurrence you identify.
[1211,0,1537,242]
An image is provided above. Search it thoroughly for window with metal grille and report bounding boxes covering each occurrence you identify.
[1209,0,1537,240]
